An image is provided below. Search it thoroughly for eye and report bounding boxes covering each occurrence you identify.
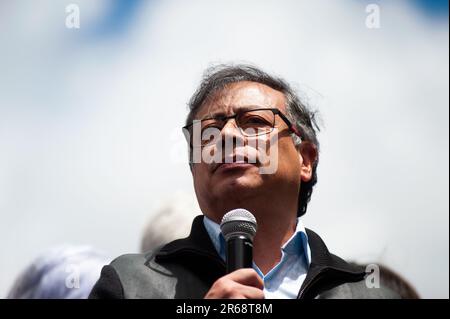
[247,116,268,124]
[240,115,271,126]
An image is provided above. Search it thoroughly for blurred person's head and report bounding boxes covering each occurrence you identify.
[7,245,110,299]
[378,264,420,299]
[141,192,200,252]
[183,64,319,225]
[353,262,420,299]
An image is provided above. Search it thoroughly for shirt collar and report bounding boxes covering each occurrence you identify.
[203,215,311,266]
[203,216,227,261]
[282,218,311,265]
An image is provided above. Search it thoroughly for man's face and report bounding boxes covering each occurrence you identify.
[191,81,312,223]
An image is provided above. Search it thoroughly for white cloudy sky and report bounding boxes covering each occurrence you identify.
[0,0,448,298]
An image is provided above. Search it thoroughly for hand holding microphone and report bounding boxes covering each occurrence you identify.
[204,209,264,299]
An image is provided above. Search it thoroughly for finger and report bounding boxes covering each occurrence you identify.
[231,283,265,299]
[227,269,264,289]
[242,286,265,299]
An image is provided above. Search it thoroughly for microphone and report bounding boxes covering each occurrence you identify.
[220,209,258,274]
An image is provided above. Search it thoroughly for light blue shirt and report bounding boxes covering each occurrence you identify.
[203,216,311,299]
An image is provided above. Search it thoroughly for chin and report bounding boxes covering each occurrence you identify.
[214,174,263,195]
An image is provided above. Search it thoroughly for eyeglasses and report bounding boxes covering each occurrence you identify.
[182,107,302,147]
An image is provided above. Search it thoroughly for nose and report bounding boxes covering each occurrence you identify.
[220,118,246,150]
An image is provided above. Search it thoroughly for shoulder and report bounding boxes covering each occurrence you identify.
[90,251,177,299]
[109,253,150,273]
[317,280,401,299]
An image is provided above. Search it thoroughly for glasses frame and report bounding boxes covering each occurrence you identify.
[182,107,302,147]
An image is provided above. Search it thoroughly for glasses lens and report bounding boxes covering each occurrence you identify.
[184,120,224,148]
[237,109,275,136]
[184,109,276,148]
[199,119,223,146]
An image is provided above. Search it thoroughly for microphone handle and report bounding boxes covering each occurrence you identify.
[226,235,253,273]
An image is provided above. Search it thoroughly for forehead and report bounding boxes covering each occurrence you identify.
[195,81,287,119]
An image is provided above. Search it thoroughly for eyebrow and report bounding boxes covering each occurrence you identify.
[198,105,265,120]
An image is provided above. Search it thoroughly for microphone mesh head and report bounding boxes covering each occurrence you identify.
[220,209,257,241]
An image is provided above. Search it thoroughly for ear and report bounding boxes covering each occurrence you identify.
[298,142,318,182]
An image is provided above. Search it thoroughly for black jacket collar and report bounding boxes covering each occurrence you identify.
[155,215,366,299]
[298,228,366,298]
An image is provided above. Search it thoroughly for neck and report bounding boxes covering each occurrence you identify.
[252,215,297,274]
[207,199,299,275]
[206,196,298,274]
